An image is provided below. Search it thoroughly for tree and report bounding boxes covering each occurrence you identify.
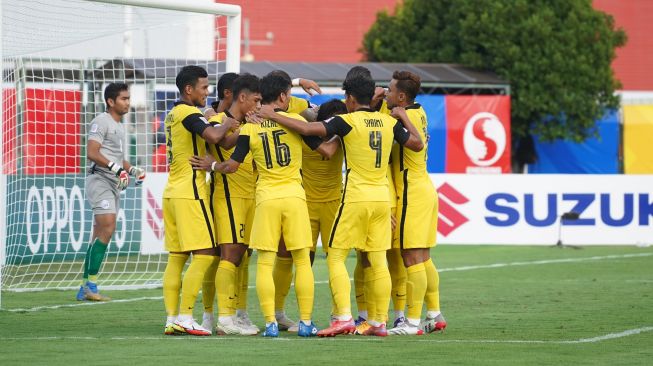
[362,0,626,142]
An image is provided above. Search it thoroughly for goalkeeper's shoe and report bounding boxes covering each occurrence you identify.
[84,282,110,301]
[164,322,185,336]
[276,313,298,332]
[262,322,279,337]
[76,286,86,301]
[173,318,212,336]
[420,313,447,334]
[235,312,260,333]
[297,321,319,337]
[317,318,356,337]
[388,320,424,336]
[361,323,388,337]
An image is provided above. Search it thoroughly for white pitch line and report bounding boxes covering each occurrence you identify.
[3,252,651,313]
[1,326,651,344]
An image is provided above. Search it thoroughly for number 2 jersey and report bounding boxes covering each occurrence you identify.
[322,108,410,203]
[230,110,322,204]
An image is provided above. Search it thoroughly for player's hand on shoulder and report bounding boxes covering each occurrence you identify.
[108,161,130,190]
[128,166,146,186]
[221,116,241,131]
[391,106,407,120]
[245,110,263,124]
[257,104,276,120]
[189,154,216,172]
[204,107,217,120]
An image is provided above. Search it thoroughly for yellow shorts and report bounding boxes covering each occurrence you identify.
[328,201,391,252]
[249,197,312,252]
[396,188,438,249]
[391,207,399,248]
[164,198,216,252]
[214,197,255,245]
[307,199,340,253]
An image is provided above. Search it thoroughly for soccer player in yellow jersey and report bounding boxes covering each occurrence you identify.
[210,74,337,337]
[204,72,239,120]
[258,72,424,337]
[162,65,239,336]
[385,71,447,335]
[201,74,261,336]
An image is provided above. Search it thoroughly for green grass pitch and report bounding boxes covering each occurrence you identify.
[1,245,652,365]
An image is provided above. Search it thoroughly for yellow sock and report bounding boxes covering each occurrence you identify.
[363,266,376,321]
[353,253,366,315]
[273,256,294,311]
[387,248,407,313]
[424,258,441,312]
[179,254,213,316]
[163,253,189,317]
[367,251,391,324]
[237,251,250,312]
[256,250,277,323]
[202,255,220,314]
[216,259,237,317]
[406,262,427,320]
[291,248,314,322]
[327,247,351,317]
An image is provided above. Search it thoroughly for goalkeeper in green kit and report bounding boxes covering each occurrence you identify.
[76,83,146,301]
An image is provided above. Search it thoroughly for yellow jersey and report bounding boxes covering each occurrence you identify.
[323,108,410,203]
[163,101,212,200]
[387,160,397,208]
[288,96,311,114]
[390,104,433,195]
[232,110,322,204]
[208,112,255,199]
[301,135,343,202]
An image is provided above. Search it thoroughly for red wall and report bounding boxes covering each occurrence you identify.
[216,0,398,62]
[594,0,653,91]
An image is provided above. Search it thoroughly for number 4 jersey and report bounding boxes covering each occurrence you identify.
[231,110,322,204]
[323,108,410,203]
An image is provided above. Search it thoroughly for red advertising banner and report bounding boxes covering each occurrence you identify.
[23,88,81,174]
[445,95,511,173]
[2,88,17,174]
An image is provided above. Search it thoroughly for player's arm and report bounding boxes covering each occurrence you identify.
[392,107,424,152]
[301,132,339,159]
[182,113,238,145]
[293,78,322,96]
[258,105,328,137]
[215,135,250,174]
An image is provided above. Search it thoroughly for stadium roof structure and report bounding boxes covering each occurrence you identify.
[92,59,510,95]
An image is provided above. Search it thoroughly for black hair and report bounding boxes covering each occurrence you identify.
[104,82,129,108]
[232,74,260,99]
[268,70,292,84]
[317,99,347,121]
[175,65,208,94]
[345,66,372,81]
[392,70,421,101]
[260,74,291,104]
[217,72,239,99]
[342,75,375,105]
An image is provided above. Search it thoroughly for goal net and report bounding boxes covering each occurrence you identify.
[0,0,241,296]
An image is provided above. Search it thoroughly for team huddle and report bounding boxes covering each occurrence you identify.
[81,64,446,338]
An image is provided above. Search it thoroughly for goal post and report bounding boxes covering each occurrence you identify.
[0,0,241,304]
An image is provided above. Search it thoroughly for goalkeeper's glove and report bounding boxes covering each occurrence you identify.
[108,161,129,191]
[129,166,146,186]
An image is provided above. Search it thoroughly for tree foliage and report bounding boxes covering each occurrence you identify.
[362,0,626,141]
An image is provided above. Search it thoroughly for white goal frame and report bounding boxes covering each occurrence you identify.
[0,0,241,307]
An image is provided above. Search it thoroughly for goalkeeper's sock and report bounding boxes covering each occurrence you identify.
[87,238,109,279]
[81,242,93,285]
[163,253,189,317]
